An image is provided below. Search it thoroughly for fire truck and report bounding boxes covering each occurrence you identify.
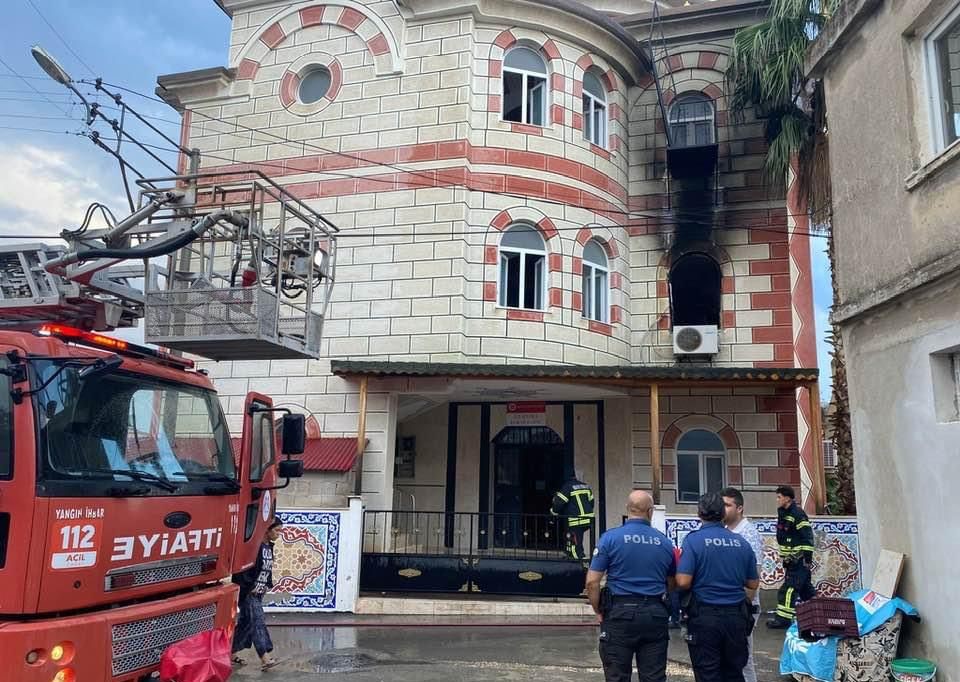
[0,48,338,682]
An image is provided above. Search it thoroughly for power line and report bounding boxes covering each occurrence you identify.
[25,0,98,76]
[0,127,828,240]
[97,112,829,240]
[104,80,828,233]
[0,87,65,95]
[0,112,88,120]
[0,124,83,135]
[0,73,49,81]
[9,78,829,240]
[0,55,72,115]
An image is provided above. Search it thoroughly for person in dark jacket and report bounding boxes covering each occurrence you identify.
[232,520,282,670]
[550,471,595,559]
[767,485,817,628]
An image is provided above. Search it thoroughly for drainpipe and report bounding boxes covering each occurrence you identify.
[353,376,369,496]
[650,383,661,505]
[807,381,827,514]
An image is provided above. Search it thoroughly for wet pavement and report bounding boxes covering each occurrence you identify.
[230,620,789,680]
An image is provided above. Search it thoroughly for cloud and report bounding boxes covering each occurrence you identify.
[0,143,121,238]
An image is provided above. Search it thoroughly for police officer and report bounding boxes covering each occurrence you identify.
[768,485,816,628]
[550,471,595,559]
[676,493,759,682]
[586,490,676,682]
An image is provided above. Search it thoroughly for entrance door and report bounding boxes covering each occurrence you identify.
[492,427,564,550]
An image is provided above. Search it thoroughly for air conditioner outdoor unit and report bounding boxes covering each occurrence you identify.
[673,325,719,356]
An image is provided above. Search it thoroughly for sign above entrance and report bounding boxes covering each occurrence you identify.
[506,402,547,427]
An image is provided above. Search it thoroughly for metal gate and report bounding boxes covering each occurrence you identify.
[360,511,590,597]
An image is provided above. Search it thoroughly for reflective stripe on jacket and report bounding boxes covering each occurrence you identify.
[551,478,595,525]
[777,501,815,560]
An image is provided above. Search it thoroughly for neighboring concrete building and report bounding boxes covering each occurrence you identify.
[807,0,960,674]
[158,0,821,592]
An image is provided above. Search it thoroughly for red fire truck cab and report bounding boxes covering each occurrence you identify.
[0,325,303,681]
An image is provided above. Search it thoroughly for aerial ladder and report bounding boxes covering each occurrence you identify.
[0,47,337,682]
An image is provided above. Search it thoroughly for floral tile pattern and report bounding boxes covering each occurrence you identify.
[269,510,341,610]
[666,517,861,596]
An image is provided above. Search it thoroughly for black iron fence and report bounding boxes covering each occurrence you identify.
[362,510,594,561]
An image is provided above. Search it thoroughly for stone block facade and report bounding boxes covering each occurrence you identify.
[160,0,818,512]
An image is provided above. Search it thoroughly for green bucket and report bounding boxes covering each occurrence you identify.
[891,659,937,682]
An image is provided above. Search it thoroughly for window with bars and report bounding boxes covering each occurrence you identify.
[927,5,960,151]
[823,441,837,470]
[503,47,548,127]
[581,240,609,323]
[668,93,716,148]
[582,69,608,147]
[498,224,546,310]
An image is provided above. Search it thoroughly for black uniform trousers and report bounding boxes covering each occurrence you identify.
[566,523,590,559]
[598,596,670,682]
[775,561,816,620]
[686,603,751,682]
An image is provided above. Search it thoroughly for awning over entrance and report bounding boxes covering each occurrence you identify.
[331,360,818,386]
[333,361,827,513]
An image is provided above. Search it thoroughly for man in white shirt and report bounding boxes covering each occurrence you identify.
[722,487,764,682]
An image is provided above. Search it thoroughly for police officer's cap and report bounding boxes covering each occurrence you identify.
[698,492,724,522]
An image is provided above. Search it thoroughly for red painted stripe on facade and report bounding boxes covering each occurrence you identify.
[507,310,544,322]
[260,21,286,48]
[338,7,367,30]
[299,5,326,27]
[367,34,390,56]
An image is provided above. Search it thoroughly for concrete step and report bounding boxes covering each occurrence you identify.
[355,595,596,620]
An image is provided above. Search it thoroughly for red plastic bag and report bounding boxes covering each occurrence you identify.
[159,627,232,682]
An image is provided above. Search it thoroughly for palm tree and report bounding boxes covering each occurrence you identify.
[726,0,856,514]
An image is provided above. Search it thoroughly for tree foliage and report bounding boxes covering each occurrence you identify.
[726,0,838,220]
[727,0,856,513]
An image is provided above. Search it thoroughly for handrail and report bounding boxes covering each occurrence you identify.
[392,487,416,514]
[362,509,593,562]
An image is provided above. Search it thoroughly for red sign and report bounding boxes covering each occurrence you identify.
[507,402,546,414]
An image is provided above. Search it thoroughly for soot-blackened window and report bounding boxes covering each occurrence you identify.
[669,252,721,326]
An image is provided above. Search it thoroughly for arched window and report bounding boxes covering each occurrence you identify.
[503,47,548,127]
[582,69,608,147]
[582,240,609,322]
[668,93,715,148]
[669,253,721,327]
[676,429,726,503]
[499,224,546,310]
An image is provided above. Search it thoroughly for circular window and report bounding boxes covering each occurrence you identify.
[298,67,331,104]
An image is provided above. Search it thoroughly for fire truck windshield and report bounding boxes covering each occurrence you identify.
[33,360,236,493]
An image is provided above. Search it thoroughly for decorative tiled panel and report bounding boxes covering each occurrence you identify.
[270,509,342,610]
[665,516,861,596]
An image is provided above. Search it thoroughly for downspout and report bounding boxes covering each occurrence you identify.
[650,383,662,505]
[353,376,369,496]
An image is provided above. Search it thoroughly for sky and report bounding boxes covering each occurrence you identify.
[0,0,836,401]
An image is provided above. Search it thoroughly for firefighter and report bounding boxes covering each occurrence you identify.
[676,493,759,682]
[586,490,676,682]
[550,471,595,559]
[767,485,817,629]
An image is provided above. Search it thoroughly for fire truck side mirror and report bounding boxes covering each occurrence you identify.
[280,414,306,455]
[278,458,304,479]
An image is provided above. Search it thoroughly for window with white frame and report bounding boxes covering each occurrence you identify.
[927,5,960,151]
[582,240,609,322]
[498,224,546,310]
[503,47,548,127]
[583,69,608,147]
[676,429,726,503]
[668,93,715,148]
